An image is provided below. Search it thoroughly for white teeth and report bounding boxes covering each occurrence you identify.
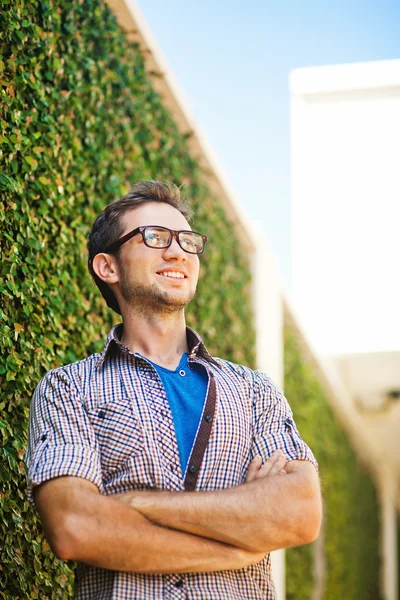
[159,271,185,279]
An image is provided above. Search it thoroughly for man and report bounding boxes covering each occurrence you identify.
[26,180,321,599]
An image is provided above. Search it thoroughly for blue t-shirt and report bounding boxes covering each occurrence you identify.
[145,353,208,474]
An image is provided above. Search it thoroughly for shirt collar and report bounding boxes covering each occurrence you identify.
[95,323,217,368]
[96,323,125,365]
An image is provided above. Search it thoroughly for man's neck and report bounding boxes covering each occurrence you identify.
[119,310,189,370]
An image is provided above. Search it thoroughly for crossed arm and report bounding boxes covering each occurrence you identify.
[34,451,322,574]
[34,475,262,574]
[115,453,322,553]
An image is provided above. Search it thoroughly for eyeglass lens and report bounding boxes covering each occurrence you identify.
[143,227,204,254]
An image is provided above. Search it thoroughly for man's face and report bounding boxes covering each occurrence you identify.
[114,202,200,315]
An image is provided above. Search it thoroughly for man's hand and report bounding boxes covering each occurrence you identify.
[246,450,288,483]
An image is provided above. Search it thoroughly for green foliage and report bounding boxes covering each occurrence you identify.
[0,0,255,596]
[284,325,381,600]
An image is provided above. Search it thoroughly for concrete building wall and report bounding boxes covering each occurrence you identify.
[290,59,400,356]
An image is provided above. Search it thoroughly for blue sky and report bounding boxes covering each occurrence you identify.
[137,1,400,290]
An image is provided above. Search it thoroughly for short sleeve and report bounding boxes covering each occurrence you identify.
[26,367,104,504]
[251,373,318,471]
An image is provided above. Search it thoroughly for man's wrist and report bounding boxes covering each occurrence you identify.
[113,489,177,514]
[132,489,180,521]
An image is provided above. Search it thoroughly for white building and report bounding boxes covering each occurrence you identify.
[291,59,400,357]
[291,59,400,600]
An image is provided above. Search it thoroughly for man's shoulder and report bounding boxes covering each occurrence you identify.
[212,357,264,383]
[212,357,280,394]
[36,351,103,395]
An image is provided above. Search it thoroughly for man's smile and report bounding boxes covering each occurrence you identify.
[156,269,188,280]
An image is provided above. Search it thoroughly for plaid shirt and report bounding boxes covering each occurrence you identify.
[27,325,318,600]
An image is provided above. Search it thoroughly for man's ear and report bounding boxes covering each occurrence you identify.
[92,253,120,284]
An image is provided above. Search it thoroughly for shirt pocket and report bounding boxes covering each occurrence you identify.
[87,398,144,473]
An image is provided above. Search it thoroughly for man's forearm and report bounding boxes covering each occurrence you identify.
[74,496,262,573]
[119,460,322,553]
[35,477,263,574]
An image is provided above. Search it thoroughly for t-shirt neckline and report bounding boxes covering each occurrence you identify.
[139,352,189,374]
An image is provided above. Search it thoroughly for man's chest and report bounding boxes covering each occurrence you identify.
[82,355,255,494]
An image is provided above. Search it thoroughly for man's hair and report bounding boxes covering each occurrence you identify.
[87,180,193,315]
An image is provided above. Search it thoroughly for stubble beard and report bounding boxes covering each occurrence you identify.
[119,270,196,317]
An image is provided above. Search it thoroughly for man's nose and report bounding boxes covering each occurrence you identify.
[162,235,186,259]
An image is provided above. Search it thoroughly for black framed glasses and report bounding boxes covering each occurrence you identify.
[105,226,208,255]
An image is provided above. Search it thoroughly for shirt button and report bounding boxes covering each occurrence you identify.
[40,434,47,442]
[189,465,196,474]
[179,370,186,377]
[98,411,106,419]
[174,579,184,588]
[204,414,213,423]
[209,371,214,378]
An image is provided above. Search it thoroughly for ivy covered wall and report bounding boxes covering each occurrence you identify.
[0,1,255,597]
[0,1,384,598]
[284,325,382,600]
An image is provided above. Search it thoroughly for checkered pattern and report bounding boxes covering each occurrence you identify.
[26,325,318,600]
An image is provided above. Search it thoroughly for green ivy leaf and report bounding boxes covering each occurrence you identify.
[24,156,38,168]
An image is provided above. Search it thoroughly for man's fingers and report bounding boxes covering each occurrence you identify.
[255,451,287,479]
[246,456,262,483]
[246,451,288,482]
[264,452,287,477]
